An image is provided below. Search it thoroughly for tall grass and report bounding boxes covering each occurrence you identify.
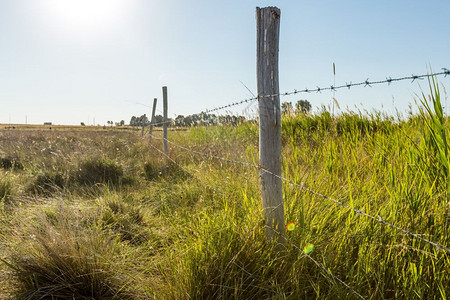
[5,209,137,299]
[0,80,449,298]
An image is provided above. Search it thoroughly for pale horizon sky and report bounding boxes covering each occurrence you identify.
[1,0,449,125]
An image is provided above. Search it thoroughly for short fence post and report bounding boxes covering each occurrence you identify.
[162,86,168,156]
[141,113,146,137]
[149,98,157,141]
[256,6,285,245]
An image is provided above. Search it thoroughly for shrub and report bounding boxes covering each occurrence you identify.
[29,172,65,196]
[76,157,124,186]
[144,160,190,182]
[0,157,24,170]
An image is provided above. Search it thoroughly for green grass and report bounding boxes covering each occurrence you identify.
[0,81,449,299]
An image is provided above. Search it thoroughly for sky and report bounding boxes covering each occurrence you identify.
[0,0,449,125]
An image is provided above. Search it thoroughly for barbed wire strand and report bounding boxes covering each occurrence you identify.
[144,68,449,127]
[147,134,365,299]
[271,69,450,98]
[150,133,450,254]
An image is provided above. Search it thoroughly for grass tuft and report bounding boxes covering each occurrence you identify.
[76,157,124,187]
[7,210,137,299]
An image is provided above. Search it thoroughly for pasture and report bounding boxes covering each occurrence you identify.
[0,90,449,298]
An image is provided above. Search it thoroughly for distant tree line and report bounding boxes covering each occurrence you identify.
[128,113,246,127]
[281,99,312,115]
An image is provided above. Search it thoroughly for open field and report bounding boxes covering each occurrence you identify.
[0,87,449,299]
[0,124,160,131]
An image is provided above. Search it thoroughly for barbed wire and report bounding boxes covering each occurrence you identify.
[139,68,450,129]
[150,133,450,254]
[140,69,450,129]
[147,133,365,299]
[273,68,450,98]
[203,68,450,114]
[205,97,258,114]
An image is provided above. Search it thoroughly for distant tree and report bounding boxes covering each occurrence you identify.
[175,115,185,127]
[281,102,293,115]
[295,99,312,114]
[80,122,85,126]
[154,115,163,126]
[130,116,137,126]
[119,120,125,126]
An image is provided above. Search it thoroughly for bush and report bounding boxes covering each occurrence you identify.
[29,172,65,196]
[143,160,190,182]
[0,157,24,170]
[76,157,124,186]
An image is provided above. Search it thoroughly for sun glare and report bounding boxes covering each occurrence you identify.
[39,0,129,38]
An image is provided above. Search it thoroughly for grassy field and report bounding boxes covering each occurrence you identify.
[0,82,449,299]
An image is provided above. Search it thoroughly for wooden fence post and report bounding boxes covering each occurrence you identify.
[141,113,146,137]
[162,86,168,156]
[256,6,285,245]
[149,98,157,141]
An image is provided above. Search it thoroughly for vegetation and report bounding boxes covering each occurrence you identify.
[129,113,246,127]
[0,81,449,299]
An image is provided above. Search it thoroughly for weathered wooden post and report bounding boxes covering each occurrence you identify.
[256,6,285,245]
[162,86,168,156]
[141,113,146,137]
[149,98,157,141]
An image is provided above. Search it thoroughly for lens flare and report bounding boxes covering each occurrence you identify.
[286,222,296,231]
[303,244,314,254]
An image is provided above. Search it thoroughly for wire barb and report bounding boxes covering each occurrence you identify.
[411,74,423,82]
[148,68,450,134]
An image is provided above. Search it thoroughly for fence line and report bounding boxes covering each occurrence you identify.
[147,133,366,300]
[271,69,450,97]
[148,132,450,254]
[203,68,449,114]
[142,68,449,130]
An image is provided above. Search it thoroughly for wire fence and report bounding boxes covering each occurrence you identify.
[142,68,450,299]
[150,133,450,254]
[143,68,449,128]
[203,68,450,114]
[148,132,366,299]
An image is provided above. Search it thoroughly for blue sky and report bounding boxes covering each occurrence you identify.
[1,0,449,125]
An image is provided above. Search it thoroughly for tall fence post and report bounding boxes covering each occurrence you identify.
[256,6,285,245]
[162,86,168,156]
[149,98,157,141]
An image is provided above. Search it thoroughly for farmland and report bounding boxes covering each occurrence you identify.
[0,87,449,299]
